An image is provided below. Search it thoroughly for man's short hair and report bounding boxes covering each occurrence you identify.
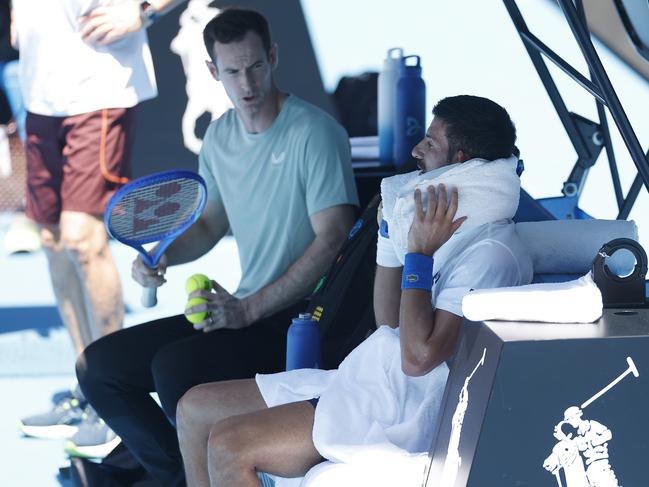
[203,8,272,61]
[433,95,516,162]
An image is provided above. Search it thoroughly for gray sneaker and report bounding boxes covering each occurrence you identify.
[64,406,120,459]
[19,389,86,439]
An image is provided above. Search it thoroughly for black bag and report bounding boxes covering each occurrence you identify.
[68,442,160,487]
[306,194,381,369]
[331,72,378,137]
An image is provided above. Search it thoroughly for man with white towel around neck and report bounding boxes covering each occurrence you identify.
[175,95,534,487]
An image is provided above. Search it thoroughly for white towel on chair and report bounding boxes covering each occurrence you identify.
[462,272,603,323]
[301,455,429,487]
[380,155,520,263]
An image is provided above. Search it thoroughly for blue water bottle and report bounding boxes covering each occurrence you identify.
[393,55,426,168]
[286,313,320,371]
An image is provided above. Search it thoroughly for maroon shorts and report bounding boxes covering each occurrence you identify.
[25,107,136,224]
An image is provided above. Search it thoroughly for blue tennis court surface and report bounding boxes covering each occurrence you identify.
[0,212,241,486]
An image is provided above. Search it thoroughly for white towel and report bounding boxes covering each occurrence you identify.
[461,272,603,323]
[256,368,336,408]
[312,326,448,464]
[263,329,443,487]
[380,155,520,264]
[301,455,429,487]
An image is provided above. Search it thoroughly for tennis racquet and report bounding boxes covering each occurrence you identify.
[105,170,208,307]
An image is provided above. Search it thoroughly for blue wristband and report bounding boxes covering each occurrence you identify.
[401,253,433,291]
[379,219,389,238]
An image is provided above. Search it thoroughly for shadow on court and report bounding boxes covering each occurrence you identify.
[0,304,135,335]
[0,306,63,335]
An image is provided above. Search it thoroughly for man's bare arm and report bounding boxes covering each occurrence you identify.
[132,199,229,288]
[244,205,356,323]
[399,293,462,376]
[373,265,402,328]
[165,199,229,265]
[79,0,186,45]
[188,204,356,332]
[400,184,466,376]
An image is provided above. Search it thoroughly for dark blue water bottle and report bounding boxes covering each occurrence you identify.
[393,55,426,168]
[286,313,320,370]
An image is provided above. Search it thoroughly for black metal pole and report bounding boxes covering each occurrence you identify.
[598,103,624,210]
[619,174,643,220]
[574,0,623,210]
[558,0,649,196]
[519,31,605,104]
[502,0,590,157]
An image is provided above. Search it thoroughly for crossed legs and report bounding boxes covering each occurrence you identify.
[177,379,322,487]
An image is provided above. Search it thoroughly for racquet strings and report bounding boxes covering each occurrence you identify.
[107,177,204,242]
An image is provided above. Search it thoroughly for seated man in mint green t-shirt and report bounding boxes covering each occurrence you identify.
[75,8,358,486]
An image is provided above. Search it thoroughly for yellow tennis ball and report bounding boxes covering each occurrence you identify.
[185,297,209,324]
[185,273,212,294]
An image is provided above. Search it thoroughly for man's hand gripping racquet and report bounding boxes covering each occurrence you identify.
[105,170,207,307]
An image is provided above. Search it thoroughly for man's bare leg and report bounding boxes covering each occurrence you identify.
[177,379,269,487]
[40,224,92,356]
[40,211,123,355]
[207,400,321,487]
[60,211,123,342]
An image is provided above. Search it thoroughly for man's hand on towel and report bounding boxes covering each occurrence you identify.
[187,281,252,333]
[407,184,466,256]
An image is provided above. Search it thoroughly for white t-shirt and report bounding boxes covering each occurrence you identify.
[14,0,157,116]
[376,219,533,316]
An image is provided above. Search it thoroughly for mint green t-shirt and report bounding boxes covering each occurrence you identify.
[199,95,359,298]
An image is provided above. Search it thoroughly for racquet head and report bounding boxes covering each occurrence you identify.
[105,170,208,306]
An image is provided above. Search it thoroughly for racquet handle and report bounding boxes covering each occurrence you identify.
[142,286,158,308]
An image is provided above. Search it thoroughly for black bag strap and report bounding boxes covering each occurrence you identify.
[306,193,380,332]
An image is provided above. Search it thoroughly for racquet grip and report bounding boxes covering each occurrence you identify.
[142,286,158,308]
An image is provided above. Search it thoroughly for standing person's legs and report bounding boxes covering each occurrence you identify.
[39,222,95,355]
[177,379,321,487]
[18,113,90,439]
[25,108,135,354]
[26,112,87,356]
[59,209,123,343]
[58,108,134,344]
[38,212,122,356]
[20,109,134,441]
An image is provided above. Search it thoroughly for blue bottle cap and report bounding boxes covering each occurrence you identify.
[400,55,422,76]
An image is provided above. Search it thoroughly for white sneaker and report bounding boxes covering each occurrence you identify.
[63,406,121,459]
[19,390,85,439]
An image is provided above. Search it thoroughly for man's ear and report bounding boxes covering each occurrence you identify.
[454,150,469,163]
[206,60,219,81]
[268,43,279,70]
